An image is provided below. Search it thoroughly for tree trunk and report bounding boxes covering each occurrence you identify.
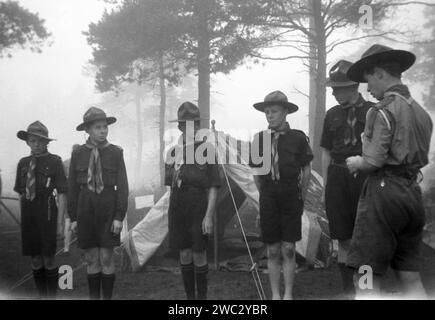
[158,53,167,188]
[308,8,317,156]
[309,0,327,174]
[196,1,211,129]
[134,88,144,190]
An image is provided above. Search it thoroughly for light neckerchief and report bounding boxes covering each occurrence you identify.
[85,138,111,194]
[343,95,364,147]
[25,150,49,201]
[269,122,291,181]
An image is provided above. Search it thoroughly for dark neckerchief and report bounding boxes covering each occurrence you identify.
[341,94,365,110]
[31,150,49,158]
[269,122,291,134]
[385,84,411,99]
[85,138,111,150]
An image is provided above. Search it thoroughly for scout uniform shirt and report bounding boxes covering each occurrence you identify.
[362,84,432,170]
[321,95,373,163]
[250,123,313,244]
[68,143,129,249]
[165,139,221,252]
[14,153,68,256]
[320,95,373,240]
[347,84,433,275]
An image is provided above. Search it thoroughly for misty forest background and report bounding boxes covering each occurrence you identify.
[1,0,435,221]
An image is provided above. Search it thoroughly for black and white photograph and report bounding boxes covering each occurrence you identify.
[0,0,435,305]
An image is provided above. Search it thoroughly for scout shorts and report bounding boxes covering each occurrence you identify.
[168,186,208,252]
[21,194,58,256]
[325,164,367,240]
[347,174,425,275]
[259,180,303,244]
[76,187,120,249]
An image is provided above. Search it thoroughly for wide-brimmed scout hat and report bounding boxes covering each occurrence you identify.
[347,44,416,83]
[17,121,55,141]
[326,60,358,87]
[253,91,299,114]
[76,107,117,131]
[169,102,207,123]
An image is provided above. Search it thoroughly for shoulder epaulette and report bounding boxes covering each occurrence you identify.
[374,95,396,109]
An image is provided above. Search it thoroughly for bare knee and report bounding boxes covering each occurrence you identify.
[193,250,207,267]
[85,248,101,273]
[281,242,296,260]
[180,249,193,265]
[43,256,56,269]
[100,248,115,273]
[267,243,281,261]
[31,256,44,270]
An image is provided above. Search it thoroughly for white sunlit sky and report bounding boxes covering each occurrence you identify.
[0,0,432,191]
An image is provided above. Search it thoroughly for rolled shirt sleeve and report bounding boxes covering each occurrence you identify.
[320,113,333,151]
[362,108,393,168]
[299,135,314,167]
[55,157,68,194]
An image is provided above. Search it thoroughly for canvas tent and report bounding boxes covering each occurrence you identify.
[122,131,332,272]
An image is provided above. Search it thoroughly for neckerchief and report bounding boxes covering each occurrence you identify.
[385,84,411,99]
[343,95,364,146]
[269,122,291,181]
[85,138,110,194]
[25,150,49,201]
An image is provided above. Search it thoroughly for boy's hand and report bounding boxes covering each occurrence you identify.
[202,215,213,235]
[71,221,78,234]
[111,219,123,235]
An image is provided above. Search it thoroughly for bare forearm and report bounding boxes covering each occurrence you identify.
[205,187,218,218]
[58,193,67,223]
[321,148,331,187]
[301,165,311,199]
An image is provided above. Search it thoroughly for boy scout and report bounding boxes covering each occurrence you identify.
[346,44,433,299]
[321,60,373,297]
[251,91,313,300]
[14,121,68,299]
[165,102,220,300]
[68,107,129,300]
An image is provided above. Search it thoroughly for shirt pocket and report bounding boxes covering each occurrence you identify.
[76,165,88,185]
[36,166,56,189]
[330,115,345,132]
[102,163,118,186]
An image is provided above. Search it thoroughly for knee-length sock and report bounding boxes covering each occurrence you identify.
[338,263,355,298]
[32,267,47,299]
[195,264,208,300]
[101,273,115,300]
[45,267,59,299]
[181,263,195,300]
[87,272,102,300]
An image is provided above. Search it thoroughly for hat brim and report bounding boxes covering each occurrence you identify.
[326,78,359,88]
[347,50,416,83]
[168,117,206,123]
[253,101,299,114]
[76,117,117,131]
[17,131,55,142]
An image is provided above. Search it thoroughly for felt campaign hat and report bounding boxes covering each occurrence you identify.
[76,107,117,131]
[326,60,358,87]
[17,121,55,141]
[169,102,207,123]
[253,91,299,114]
[347,44,416,83]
